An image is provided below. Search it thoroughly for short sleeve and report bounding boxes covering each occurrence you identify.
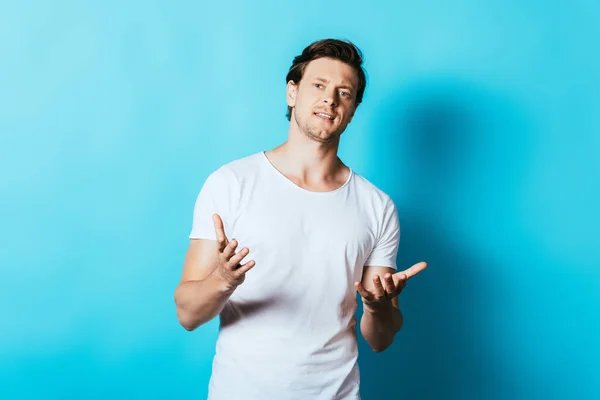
[364,198,400,269]
[189,166,238,240]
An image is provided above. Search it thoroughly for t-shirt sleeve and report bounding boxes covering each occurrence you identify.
[364,198,400,269]
[189,166,238,240]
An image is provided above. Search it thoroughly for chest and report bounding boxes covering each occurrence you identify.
[230,190,377,277]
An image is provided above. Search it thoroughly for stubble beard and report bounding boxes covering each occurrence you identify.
[294,110,340,144]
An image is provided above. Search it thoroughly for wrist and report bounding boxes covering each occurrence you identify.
[209,269,237,295]
[363,299,394,316]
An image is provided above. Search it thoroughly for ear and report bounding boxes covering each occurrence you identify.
[286,80,298,108]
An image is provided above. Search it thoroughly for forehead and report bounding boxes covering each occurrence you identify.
[302,57,359,88]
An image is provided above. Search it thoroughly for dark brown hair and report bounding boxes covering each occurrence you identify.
[285,38,367,121]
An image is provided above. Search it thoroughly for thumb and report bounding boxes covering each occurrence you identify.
[393,272,408,288]
[212,214,229,247]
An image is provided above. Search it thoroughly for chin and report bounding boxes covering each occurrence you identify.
[306,130,339,144]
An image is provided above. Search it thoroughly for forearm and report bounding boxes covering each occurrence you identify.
[360,304,403,352]
[174,273,234,331]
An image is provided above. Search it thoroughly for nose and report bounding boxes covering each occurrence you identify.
[322,87,337,107]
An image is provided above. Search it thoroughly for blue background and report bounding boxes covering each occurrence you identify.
[1,1,599,399]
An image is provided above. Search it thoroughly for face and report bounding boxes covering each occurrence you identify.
[287,57,359,143]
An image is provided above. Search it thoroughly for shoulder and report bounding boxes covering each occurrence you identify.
[351,171,396,209]
[205,151,264,184]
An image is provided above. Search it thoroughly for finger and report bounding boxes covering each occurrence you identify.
[383,273,396,295]
[354,281,374,301]
[228,247,249,268]
[212,214,229,251]
[372,275,386,298]
[221,239,239,260]
[394,273,408,292]
[234,260,256,276]
[398,261,428,280]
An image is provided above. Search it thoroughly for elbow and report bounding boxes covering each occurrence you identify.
[371,342,391,353]
[361,328,395,353]
[174,293,199,332]
[180,321,198,332]
[176,308,199,331]
[360,332,392,353]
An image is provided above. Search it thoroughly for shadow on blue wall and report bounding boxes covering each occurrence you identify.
[357,77,533,400]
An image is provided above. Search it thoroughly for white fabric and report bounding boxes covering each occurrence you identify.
[189,151,400,400]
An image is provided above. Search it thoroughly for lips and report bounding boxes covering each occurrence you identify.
[314,111,336,121]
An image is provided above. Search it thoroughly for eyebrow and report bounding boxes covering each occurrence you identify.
[314,77,355,91]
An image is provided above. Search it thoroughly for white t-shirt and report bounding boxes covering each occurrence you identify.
[189,151,400,400]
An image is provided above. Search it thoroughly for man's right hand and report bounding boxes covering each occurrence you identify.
[211,214,255,290]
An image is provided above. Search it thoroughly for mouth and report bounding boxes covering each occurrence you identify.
[314,111,336,122]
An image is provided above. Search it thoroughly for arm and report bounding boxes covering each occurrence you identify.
[174,215,255,331]
[358,266,403,352]
[356,262,427,352]
[174,239,230,330]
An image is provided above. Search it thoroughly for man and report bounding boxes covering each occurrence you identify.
[174,38,427,399]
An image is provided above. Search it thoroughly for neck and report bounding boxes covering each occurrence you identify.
[267,121,345,182]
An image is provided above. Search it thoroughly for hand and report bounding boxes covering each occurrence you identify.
[355,262,427,313]
[211,214,255,290]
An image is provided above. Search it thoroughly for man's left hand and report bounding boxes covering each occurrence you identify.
[355,261,427,313]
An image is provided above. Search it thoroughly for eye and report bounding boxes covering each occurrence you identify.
[340,91,350,98]
[314,83,324,89]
